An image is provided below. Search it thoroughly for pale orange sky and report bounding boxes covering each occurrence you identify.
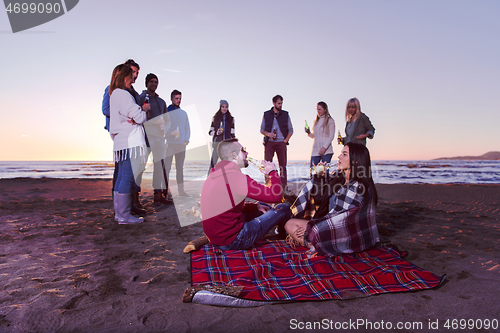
[1,1,499,161]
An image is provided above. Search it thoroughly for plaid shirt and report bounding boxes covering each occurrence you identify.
[292,178,379,257]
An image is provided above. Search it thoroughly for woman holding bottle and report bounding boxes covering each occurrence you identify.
[109,64,150,224]
[340,97,375,146]
[285,143,379,257]
[305,101,336,167]
[208,100,235,173]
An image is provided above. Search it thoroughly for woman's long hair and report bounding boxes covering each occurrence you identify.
[346,142,378,205]
[213,105,231,119]
[313,101,332,133]
[344,97,361,123]
[109,64,133,95]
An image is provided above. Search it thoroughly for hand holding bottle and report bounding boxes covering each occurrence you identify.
[337,130,344,145]
[261,160,278,175]
[217,121,224,135]
[143,94,151,118]
[304,120,310,134]
[268,128,277,140]
[312,162,327,177]
[171,127,180,140]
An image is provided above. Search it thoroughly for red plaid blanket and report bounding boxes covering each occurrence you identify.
[190,240,445,301]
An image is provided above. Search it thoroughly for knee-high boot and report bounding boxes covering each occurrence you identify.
[116,193,144,224]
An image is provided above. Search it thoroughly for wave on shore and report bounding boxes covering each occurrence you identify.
[1,160,499,184]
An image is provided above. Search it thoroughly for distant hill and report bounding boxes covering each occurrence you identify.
[434,151,500,161]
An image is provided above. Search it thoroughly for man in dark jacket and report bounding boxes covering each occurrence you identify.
[138,73,173,205]
[260,95,294,191]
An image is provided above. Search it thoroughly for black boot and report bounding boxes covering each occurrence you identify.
[131,190,146,215]
[132,190,144,209]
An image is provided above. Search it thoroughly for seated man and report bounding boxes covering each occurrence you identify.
[201,138,291,250]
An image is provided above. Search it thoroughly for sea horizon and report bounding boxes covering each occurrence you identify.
[1,160,499,185]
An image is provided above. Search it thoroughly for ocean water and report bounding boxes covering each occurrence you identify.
[0,160,499,184]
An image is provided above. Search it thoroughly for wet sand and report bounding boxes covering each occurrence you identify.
[0,179,499,332]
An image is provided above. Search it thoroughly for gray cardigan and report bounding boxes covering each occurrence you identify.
[344,112,375,146]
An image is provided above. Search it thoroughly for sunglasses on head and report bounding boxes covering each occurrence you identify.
[241,147,247,153]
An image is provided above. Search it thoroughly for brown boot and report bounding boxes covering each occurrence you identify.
[154,190,174,205]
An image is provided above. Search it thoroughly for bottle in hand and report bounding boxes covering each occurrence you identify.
[144,94,150,119]
[304,120,310,134]
[247,157,265,171]
[337,130,344,145]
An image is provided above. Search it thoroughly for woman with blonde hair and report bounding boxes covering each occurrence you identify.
[340,97,375,146]
[305,101,335,167]
[109,64,150,224]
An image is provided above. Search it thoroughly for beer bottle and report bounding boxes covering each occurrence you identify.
[272,127,277,140]
[337,130,343,145]
[219,121,224,134]
[144,94,150,119]
[304,120,310,134]
[248,157,265,171]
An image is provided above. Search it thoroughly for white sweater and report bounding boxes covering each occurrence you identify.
[309,115,336,156]
[109,89,147,160]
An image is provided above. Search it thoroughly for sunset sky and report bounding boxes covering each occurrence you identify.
[1,0,499,162]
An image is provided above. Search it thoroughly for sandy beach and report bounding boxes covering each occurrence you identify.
[0,178,499,332]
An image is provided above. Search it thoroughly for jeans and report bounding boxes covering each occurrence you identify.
[115,150,147,194]
[218,203,291,250]
[310,154,333,167]
[208,141,221,173]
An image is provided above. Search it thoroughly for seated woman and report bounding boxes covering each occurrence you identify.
[285,142,379,257]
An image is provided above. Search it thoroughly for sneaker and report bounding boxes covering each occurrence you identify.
[178,191,192,198]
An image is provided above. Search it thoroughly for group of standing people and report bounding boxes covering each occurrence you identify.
[102,59,191,224]
[201,94,378,258]
[207,95,375,193]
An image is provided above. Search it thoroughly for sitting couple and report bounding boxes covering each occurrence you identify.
[201,138,379,257]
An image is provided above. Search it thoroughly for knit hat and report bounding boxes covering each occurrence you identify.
[219,99,228,107]
[145,73,158,87]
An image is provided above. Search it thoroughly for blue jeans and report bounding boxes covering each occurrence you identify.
[209,141,221,174]
[218,203,292,250]
[115,150,146,194]
[112,161,140,193]
[310,154,333,167]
